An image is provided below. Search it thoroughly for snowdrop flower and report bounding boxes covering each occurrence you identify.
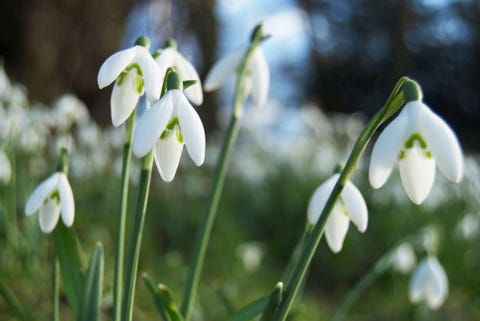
[307,174,368,253]
[391,242,416,274]
[0,148,11,184]
[97,37,162,127]
[154,40,203,105]
[409,256,448,309]
[204,25,270,107]
[25,172,74,233]
[132,72,205,182]
[369,100,463,204]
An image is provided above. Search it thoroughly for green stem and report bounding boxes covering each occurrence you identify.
[52,257,60,321]
[113,113,135,321]
[180,24,267,321]
[121,150,154,321]
[270,77,411,321]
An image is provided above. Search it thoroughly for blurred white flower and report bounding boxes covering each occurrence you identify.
[98,43,162,127]
[236,242,265,272]
[455,213,480,241]
[391,243,416,274]
[0,148,12,184]
[307,174,368,253]
[204,45,269,107]
[132,89,205,182]
[409,256,448,309]
[25,172,74,233]
[155,45,203,105]
[53,94,90,131]
[369,100,463,205]
[0,63,12,100]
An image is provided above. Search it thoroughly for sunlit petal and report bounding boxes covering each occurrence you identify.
[38,198,61,233]
[250,48,270,107]
[418,102,463,183]
[132,92,174,157]
[369,109,408,188]
[175,90,205,166]
[97,46,137,88]
[306,175,338,225]
[324,206,350,253]
[154,134,184,182]
[136,46,162,104]
[342,180,368,232]
[204,48,244,91]
[399,146,436,204]
[110,73,141,127]
[173,50,203,105]
[57,173,75,227]
[25,173,60,215]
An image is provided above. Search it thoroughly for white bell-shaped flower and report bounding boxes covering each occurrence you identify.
[132,89,205,182]
[155,46,203,105]
[25,172,75,233]
[307,174,368,253]
[369,100,463,205]
[409,256,448,309]
[98,44,162,127]
[204,46,269,107]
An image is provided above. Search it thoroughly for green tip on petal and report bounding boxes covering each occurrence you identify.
[165,38,178,50]
[57,148,69,174]
[166,70,182,91]
[402,79,423,102]
[135,36,151,49]
[152,49,162,59]
[183,80,197,90]
[250,23,265,44]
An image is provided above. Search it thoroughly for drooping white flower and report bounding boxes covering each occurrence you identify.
[369,100,463,205]
[409,256,448,309]
[307,174,368,253]
[155,46,203,105]
[0,148,12,184]
[132,89,205,182]
[391,242,416,274]
[98,44,162,127]
[204,45,269,107]
[25,172,75,233]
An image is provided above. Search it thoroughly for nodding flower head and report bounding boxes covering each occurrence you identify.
[409,256,448,309]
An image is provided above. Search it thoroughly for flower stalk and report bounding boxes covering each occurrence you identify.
[270,77,417,321]
[180,23,269,321]
[113,112,135,321]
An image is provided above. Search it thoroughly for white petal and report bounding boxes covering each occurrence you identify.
[250,48,270,107]
[342,180,368,232]
[57,173,75,227]
[97,46,137,88]
[25,173,60,215]
[409,259,428,303]
[132,92,174,157]
[0,149,11,183]
[369,109,408,188]
[135,46,162,103]
[175,90,205,166]
[175,52,204,105]
[424,257,448,309]
[399,146,436,204]
[307,175,338,225]
[417,102,463,183]
[110,73,141,127]
[153,134,184,182]
[204,48,244,91]
[155,48,176,85]
[324,206,350,253]
[38,198,61,233]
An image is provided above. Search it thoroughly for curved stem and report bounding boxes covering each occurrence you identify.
[52,257,60,321]
[121,150,154,321]
[270,78,409,321]
[180,24,267,321]
[113,113,135,321]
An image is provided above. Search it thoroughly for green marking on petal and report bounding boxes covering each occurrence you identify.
[166,117,180,131]
[338,197,349,217]
[136,77,144,94]
[424,151,433,159]
[176,131,184,144]
[404,132,427,149]
[160,130,171,140]
[398,150,407,160]
[125,63,143,76]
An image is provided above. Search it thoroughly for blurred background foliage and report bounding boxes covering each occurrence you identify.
[1,0,480,320]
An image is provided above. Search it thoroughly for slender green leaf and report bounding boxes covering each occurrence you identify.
[259,283,283,321]
[53,223,86,318]
[0,279,28,321]
[226,296,268,321]
[142,273,172,321]
[157,284,184,321]
[79,242,104,321]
